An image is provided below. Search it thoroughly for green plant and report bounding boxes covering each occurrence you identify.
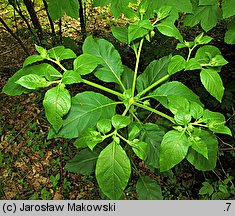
[41,187,51,200]
[2,0,232,200]
[199,175,235,199]
[63,177,71,191]
[29,192,39,200]
[50,173,60,189]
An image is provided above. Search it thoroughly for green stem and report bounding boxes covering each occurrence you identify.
[152,18,160,26]
[131,112,143,126]
[134,102,175,123]
[131,159,142,178]
[116,133,131,145]
[47,58,67,71]
[132,38,144,96]
[47,57,125,99]
[191,123,208,128]
[82,79,125,99]
[187,44,197,62]
[136,74,170,99]
[122,104,131,116]
[102,131,115,140]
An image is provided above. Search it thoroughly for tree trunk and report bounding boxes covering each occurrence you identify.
[42,0,55,36]
[9,0,38,40]
[59,19,62,44]
[78,0,86,41]
[0,17,30,55]
[23,0,43,42]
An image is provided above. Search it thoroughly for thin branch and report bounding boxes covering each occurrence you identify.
[0,17,30,55]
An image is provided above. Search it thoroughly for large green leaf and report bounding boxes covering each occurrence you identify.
[62,70,82,85]
[156,22,183,42]
[200,68,224,102]
[96,141,131,200]
[168,55,186,75]
[174,110,192,126]
[190,138,209,159]
[96,119,112,134]
[167,95,190,115]
[186,130,218,171]
[131,140,148,160]
[35,45,47,58]
[16,74,50,90]
[23,55,44,67]
[112,115,131,130]
[155,6,172,21]
[184,0,221,32]
[120,66,134,90]
[74,129,103,150]
[195,45,222,65]
[137,56,171,92]
[185,58,202,71]
[202,110,232,136]
[128,20,154,44]
[160,130,189,172]
[167,95,192,126]
[83,36,124,88]
[55,91,116,139]
[222,0,235,18]
[225,18,235,44]
[111,0,137,18]
[65,148,99,175]
[2,63,61,96]
[199,0,218,5]
[46,0,79,20]
[165,0,192,13]
[93,0,110,7]
[149,81,202,108]
[43,84,71,133]
[194,32,213,45]
[136,175,163,200]
[140,123,165,169]
[141,0,192,20]
[208,55,228,67]
[128,123,141,140]
[194,45,228,68]
[111,26,128,44]
[190,101,204,120]
[189,128,208,159]
[48,46,76,61]
[73,54,102,75]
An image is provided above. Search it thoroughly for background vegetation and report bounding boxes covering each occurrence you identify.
[0,0,235,200]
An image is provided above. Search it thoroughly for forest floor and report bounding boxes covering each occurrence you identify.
[0,4,235,200]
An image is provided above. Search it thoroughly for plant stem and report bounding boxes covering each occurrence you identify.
[136,74,170,99]
[130,159,142,178]
[102,131,115,140]
[122,104,131,116]
[132,38,144,96]
[152,18,160,26]
[47,58,67,71]
[47,58,124,98]
[82,79,125,99]
[187,44,197,62]
[116,133,131,145]
[191,123,208,128]
[134,102,175,123]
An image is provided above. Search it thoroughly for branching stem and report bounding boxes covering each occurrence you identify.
[132,38,144,96]
[134,102,175,123]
